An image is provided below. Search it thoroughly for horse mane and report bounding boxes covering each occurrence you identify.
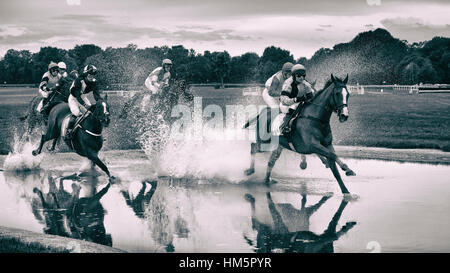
[311,78,334,99]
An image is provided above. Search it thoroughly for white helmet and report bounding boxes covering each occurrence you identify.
[162,59,173,66]
[57,62,67,70]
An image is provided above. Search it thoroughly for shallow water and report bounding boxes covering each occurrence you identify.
[0,145,449,253]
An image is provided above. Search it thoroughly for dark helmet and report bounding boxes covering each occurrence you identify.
[83,64,97,76]
[291,64,306,76]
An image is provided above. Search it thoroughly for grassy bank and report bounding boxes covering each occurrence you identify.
[0,88,449,154]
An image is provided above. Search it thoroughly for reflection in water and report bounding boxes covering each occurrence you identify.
[120,179,157,219]
[244,192,356,253]
[9,171,113,247]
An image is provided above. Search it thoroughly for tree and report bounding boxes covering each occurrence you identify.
[258,46,294,82]
[68,44,103,70]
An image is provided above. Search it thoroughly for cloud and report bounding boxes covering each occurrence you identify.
[381,17,450,41]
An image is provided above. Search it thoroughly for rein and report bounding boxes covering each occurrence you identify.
[76,105,106,137]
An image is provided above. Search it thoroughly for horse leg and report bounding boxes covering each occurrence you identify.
[266,192,289,233]
[244,193,258,229]
[87,153,111,178]
[310,143,350,194]
[244,142,259,176]
[47,138,58,152]
[32,134,49,156]
[299,154,307,170]
[264,146,283,186]
[327,145,356,176]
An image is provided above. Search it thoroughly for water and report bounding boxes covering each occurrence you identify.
[1,143,449,253]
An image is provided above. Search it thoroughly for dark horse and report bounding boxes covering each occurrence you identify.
[32,95,112,179]
[244,192,356,253]
[119,79,194,157]
[119,79,194,121]
[244,74,355,196]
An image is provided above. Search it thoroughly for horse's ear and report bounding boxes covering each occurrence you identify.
[331,74,335,82]
[104,93,108,101]
[343,74,349,84]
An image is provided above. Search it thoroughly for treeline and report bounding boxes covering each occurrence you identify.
[0,28,448,88]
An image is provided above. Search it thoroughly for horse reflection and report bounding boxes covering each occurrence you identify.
[119,177,191,252]
[31,173,113,246]
[244,192,356,253]
[120,179,158,219]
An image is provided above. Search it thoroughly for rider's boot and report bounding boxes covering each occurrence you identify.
[65,115,77,141]
[280,109,294,135]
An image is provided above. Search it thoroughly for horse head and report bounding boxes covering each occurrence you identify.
[92,94,111,127]
[330,74,350,123]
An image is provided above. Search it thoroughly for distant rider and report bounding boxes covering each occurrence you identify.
[144,58,172,95]
[65,65,102,140]
[39,62,75,121]
[279,64,315,134]
[37,62,61,117]
[262,62,293,108]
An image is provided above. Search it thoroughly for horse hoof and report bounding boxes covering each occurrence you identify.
[264,178,278,187]
[343,193,359,202]
[346,170,356,176]
[299,161,307,170]
[244,193,255,203]
[244,168,255,176]
[32,150,38,156]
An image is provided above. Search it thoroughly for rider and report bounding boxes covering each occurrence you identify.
[65,64,102,140]
[262,62,293,108]
[39,62,75,121]
[37,62,61,115]
[144,58,172,95]
[279,64,315,134]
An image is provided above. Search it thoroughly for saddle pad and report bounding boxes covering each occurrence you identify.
[271,113,286,136]
[60,114,71,137]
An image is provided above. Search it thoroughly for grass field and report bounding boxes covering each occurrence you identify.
[0,87,449,154]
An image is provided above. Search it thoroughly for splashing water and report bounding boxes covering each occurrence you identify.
[3,132,43,172]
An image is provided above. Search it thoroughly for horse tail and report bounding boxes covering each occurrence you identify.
[242,113,260,129]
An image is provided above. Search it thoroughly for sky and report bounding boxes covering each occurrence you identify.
[0,0,449,59]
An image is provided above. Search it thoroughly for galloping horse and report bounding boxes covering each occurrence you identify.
[32,95,113,179]
[119,79,194,122]
[119,80,194,158]
[244,74,355,195]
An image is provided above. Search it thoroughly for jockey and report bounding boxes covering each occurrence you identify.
[37,62,61,113]
[262,62,293,108]
[39,65,76,122]
[144,58,172,95]
[58,61,68,78]
[65,65,102,140]
[279,64,315,134]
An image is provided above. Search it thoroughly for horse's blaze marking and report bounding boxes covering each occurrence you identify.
[341,88,349,116]
[102,102,108,115]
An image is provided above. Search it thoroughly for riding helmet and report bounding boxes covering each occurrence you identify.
[291,64,306,76]
[162,59,173,66]
[48,61,59,71]
[58,62,67,70]
[282,62,294,72]
[83,64,97,75]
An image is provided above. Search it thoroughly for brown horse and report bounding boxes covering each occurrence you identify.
[244,74,356,196]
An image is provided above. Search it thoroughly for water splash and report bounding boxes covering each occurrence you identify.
[3,132,43,172]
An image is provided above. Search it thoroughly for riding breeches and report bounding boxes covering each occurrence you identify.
[262,88,280,109]
[279,101,299,114]
[68,94,91,117]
